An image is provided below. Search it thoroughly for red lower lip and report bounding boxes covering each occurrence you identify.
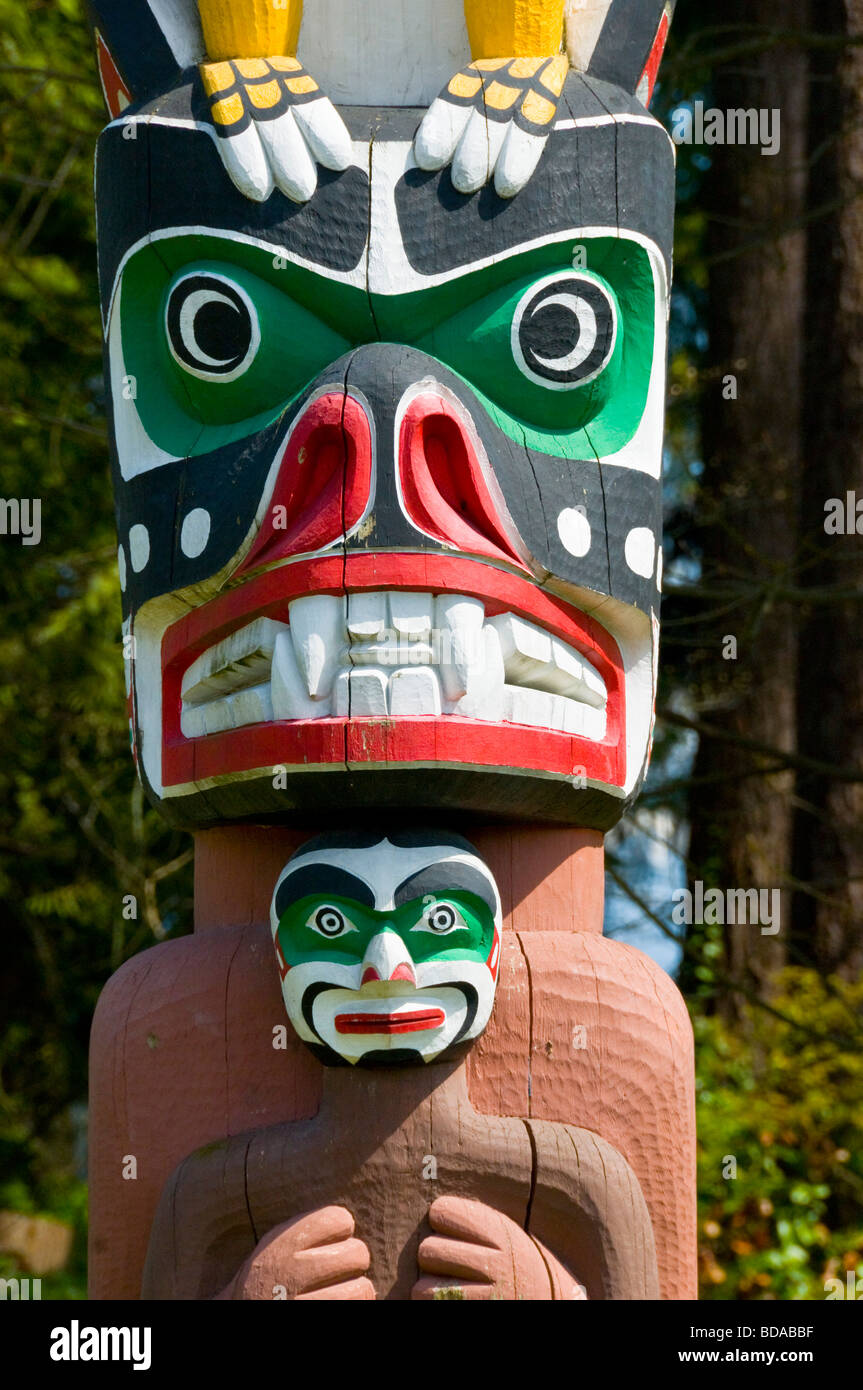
[160,553,625,789]
[335,1009,447,1035]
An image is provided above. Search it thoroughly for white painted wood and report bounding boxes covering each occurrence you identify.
[564,0,613,71]
[334,668,389,716]
[292,98,353,170]
[148,0,205,67]
[298,0,470,107]
[434,595,484,702]
[271,630,324,719]
[388,591,433,638]
[454,625,505,722]
[495,126,547,199]
[389,667,442,716]
[347,592,388,640]
[288,594,347,698]
[230,681,275,728]
[451,107,508,194]
[257,111,319,203]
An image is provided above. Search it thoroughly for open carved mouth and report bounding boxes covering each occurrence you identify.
[335,1008,447,1035]
[178,590,608,739]
[160,553,625,790]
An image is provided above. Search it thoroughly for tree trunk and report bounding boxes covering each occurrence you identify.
[686,0,809,1010]
[792,0,863,977]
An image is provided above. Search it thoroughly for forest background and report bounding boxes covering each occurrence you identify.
[0,0,861,1300]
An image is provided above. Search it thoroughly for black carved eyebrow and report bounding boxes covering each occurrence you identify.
[274,865,375,921]
[393,864,497,917]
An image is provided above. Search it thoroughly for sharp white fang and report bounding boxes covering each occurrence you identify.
[272,630,325,719]
[289,594,347,698]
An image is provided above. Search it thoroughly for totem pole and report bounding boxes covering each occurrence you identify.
[87,0,695,1300]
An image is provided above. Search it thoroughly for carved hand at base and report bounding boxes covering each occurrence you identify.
[216,1205,375,1301]
[412,1196,587,1301]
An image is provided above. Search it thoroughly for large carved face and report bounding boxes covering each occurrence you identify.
[96,63,673,831]
[270,832,501,1066]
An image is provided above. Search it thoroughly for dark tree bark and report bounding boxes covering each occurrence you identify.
[792,0,863,977]
[686,0,810,1010]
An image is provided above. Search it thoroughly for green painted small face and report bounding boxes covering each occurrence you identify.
[118,232,655,462]
[274,889,500,1065]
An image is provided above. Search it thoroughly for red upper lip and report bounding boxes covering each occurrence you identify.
[159,552,626,789]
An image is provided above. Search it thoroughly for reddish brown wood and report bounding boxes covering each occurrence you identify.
[89,825,695,1300]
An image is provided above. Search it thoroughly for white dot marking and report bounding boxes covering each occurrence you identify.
[129,524,149,573]
[181,507,211,558]
[625,526,656,579]
[557,508,592,558]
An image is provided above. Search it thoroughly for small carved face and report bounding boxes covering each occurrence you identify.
[270,833,501,1066]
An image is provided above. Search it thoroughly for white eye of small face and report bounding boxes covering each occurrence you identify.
[308,905,356,938]
[512,273,618,391]
[415,902,467,935]
[165,273,260,382]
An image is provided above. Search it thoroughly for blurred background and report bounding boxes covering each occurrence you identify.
[0,0,861,1299]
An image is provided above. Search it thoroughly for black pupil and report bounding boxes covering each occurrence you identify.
[518,278,614,385]
[318,910,343,935]
[169,277,253,375]
[526,303,583,359]
[432,907,454,930]
[194,299,250,365]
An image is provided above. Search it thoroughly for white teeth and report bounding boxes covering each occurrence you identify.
[390,667,442,716]
[350,640,435,667]
[334,667,388,716]
[181,617,287,705]
[271,629,327,720]
[347,591,388,640]
[454,625,506,722]
[389,591,433,639]
[434,594,484,701]
[288,595,346,698]
[180,590,609,742]
[180,679,275,739]
[488,613,607,709]
[503,685,554,731]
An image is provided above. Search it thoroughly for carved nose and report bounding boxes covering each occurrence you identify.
[361,930,417,986]
[238,391,372,574]
[397,391,527,569]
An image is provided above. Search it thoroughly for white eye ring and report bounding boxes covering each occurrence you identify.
[512,272,618,392]
[415,902,466,935]
[307,905,355,938]
[165,272,260,383]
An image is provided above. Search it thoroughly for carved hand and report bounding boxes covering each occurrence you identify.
[216,1205,375,1301]
[411,1195,587,1300]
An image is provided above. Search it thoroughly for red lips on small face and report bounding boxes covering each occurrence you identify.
[334,1009,447,1035]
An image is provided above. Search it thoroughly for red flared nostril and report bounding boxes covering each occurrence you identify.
[390,962,417,985]
[398,393,528,569]
[238,392,372,574]
[361,966,380,984]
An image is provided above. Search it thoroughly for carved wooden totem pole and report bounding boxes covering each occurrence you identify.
[87,0,695,1300]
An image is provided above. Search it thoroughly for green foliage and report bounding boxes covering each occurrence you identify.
[0,0,192,1296]
[696,969,863,1299]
